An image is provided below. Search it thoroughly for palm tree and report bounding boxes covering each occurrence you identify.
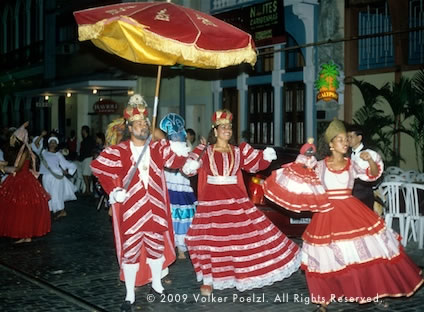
[379,77,418,166]
[352,79,394,163]
[408,69,424,171]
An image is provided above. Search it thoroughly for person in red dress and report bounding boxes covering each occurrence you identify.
[269,118,423,311]
[182,109,301,296]
[0,122,51,243]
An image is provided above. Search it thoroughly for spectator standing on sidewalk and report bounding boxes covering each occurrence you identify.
[79,125,96,196]
[186,128,196,151]
[66,130,77,161]
[347,124,383,210]
[91,94,190,312]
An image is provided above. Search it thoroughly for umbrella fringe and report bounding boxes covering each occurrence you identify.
[78,19,257,69]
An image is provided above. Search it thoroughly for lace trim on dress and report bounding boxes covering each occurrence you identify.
[197,251,301,292]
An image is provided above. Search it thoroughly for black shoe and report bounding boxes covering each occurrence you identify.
[149,286,167,296]
[120,301,133,312]
[374,299,390,310]
[313,305,327,312]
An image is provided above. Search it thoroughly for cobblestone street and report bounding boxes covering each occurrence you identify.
[1,196,423,312]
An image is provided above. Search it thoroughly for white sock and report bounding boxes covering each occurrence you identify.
[147,256,165,293]
[122,263,139,304]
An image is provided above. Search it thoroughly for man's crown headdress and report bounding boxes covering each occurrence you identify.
[123,94,149,122]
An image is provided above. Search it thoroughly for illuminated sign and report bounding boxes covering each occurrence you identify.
[315,61,340,103]
[214,0,285,47]
[93,99,118,114]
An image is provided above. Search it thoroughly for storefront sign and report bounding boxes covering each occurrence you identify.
[93,99,118,114]
[315,61,340,102]
[317,90,338,102]
[36,101,51,108]
[214,0,285,47]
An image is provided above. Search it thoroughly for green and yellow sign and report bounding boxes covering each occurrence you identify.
[315,61,340,102]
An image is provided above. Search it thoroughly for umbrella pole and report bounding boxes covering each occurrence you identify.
[151,65,162,140]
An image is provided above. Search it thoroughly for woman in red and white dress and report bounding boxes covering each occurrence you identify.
[182,109,301,296]
[302,119,423,311]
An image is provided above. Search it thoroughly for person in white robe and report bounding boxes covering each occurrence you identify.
[32,136,77,218]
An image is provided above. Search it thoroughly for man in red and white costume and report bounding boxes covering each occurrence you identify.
[91,94,190,312]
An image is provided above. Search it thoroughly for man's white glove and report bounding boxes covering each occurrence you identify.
[109,187,128,204]
[263,147,277,162]
[169,141,190,157]
[182,159,200,175]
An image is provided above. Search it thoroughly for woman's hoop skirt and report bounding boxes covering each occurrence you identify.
[185,178,301,292]
[0,160,51,238]
[164,170,197,251]
[263,161,333,213]
[302,191,423,303]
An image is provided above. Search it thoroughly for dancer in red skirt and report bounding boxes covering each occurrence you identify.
[0,122,51,243]
[267,118,423,311]
[182,109,301,296]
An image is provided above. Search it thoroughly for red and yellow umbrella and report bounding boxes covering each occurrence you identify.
[74,2,257,128]
[74,1,256,69]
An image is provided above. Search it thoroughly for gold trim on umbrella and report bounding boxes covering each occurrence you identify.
[78,19,256,69]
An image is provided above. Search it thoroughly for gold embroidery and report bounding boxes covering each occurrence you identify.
[196,14,217,27]
[209,145,234,177]
[106,6,137,16]
[155,9,170,22]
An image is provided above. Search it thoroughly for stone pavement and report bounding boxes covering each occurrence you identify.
[0,196,423,312]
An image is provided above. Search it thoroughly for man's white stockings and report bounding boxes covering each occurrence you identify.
[122,263,139,304]
[146,256,165,294]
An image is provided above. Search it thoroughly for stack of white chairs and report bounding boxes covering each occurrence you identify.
[400,169,419,183]
[414,172,424,183]
[379,181,408,245]
[385,166,404,175]
[383,174,403,182]
[402,183,424,248]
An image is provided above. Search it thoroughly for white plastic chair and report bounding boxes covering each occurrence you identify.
[379,182,408,245]
[402,183,424,248]
[383,174,403,182]
[414,172,424,183]
[400,170,419,183]
[385,166,404,175]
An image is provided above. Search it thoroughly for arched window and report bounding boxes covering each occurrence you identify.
[5,7,14,52]
[285,34,305,72]
[31,97,40,134]
[17,0,26,48]
[29,0,36,43]
[0,99,3,128]
[7,101,13,127]
[19,98,25,126]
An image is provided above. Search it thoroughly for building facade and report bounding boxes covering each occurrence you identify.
[1,0,422,169]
